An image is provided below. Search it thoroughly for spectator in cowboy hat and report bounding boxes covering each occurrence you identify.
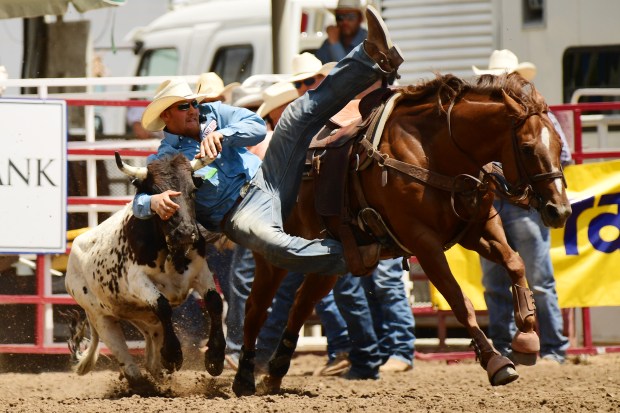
[475,49,571,365]
[195,72,240,103]
[257,81,299,130]
[316,0,367,64]
[472,49,537,81]
[289,53,337,95]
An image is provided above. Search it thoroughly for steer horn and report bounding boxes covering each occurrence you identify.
[115,151,147,180]
[190,155,216,171]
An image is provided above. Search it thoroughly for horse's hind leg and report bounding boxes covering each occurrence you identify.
[415,240,518,386]
[232,254,287,397]
[472,216,540,366]
[258,273,338,395]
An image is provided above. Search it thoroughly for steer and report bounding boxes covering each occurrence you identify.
[65,152,225,387]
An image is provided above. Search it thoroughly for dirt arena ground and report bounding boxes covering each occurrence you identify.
[0,352,619,413]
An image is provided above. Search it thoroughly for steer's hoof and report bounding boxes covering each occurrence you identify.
[205,329,225,376]
[161,336,183,372]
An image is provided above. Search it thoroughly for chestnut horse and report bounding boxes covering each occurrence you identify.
[232,73,571,396]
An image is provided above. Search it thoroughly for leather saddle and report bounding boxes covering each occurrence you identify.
[304,87,400,276]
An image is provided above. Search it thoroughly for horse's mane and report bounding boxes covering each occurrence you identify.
[398,72,548,118]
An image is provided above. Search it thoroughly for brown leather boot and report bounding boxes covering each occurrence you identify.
[363,5,404,74]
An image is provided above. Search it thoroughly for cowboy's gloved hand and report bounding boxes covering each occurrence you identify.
[151,190,181,220]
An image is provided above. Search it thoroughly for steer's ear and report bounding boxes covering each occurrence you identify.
[192,175,203,188]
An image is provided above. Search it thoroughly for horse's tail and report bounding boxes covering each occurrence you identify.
[64,309,100,375]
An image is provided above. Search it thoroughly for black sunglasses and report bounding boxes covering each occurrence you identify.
[293,77,317,89]
[176,99,199,111]
[336,12,358,22]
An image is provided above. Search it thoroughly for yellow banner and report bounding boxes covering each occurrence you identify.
[432,160,620,310]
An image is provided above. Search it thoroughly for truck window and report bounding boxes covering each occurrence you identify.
[210,45,253,85]
[135,48,179,91]
[563,45,620,103]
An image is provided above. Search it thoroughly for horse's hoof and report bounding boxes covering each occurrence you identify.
[232,372,256,397]
[511,350,537,366]
[205,328,226,376]
[491,365,519,386]
[486,354,518,386]
[256,374,282,395]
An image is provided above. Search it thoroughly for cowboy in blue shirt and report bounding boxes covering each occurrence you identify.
[133,78,266,231]
[135,6,403,277]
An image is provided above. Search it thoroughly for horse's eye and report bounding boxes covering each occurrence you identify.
[521,145,535,156]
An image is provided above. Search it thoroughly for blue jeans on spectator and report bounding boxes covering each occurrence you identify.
[255,273,350,367]
[360,258,415,366]
[224,244,255,358]
[333,274,382,378]
[223,44,382,276]
[480,202,569,362]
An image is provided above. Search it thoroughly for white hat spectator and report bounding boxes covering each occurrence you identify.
[195,72,240,103]
[257,82,299,119]
[328,0,364,13]
[289,53,337,83]
[472,49,537,81]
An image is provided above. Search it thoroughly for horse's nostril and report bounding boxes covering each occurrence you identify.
[545,204,560,220]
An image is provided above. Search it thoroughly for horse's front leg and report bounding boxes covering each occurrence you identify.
[466,213,540,366]
[232,253,287,397]
[415,237,518,386]
[257,273,338,395]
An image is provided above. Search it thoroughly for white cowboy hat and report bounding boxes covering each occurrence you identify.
[195,72,240,103]
[256,81,299,118]
[472,49,537,81]
[328,0,364,13]
[141,78,209,132]
[231,74,290,109]
[289,53,337,83]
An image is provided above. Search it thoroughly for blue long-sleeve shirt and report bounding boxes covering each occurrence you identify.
[315,28,367,64]
[133,101,266,231]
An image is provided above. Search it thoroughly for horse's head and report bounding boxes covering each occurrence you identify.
[499,85,572,228]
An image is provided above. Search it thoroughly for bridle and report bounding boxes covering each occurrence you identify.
[445,98,566,211]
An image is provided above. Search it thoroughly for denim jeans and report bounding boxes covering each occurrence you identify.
[360,258,415,365]
[223,244,255,357]
[480,202,569,362]
[255,273,350,366]
[333,274,382,376]
[223,44,382,275]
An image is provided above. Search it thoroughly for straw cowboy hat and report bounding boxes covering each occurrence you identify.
[141,78,210,132]
[472,49,537,81]
[289,52,337,83]
[257,81,299,118]
[328,0,364,13]
[195,72,240,103]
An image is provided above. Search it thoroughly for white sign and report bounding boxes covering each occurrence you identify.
[0,99,67,253]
